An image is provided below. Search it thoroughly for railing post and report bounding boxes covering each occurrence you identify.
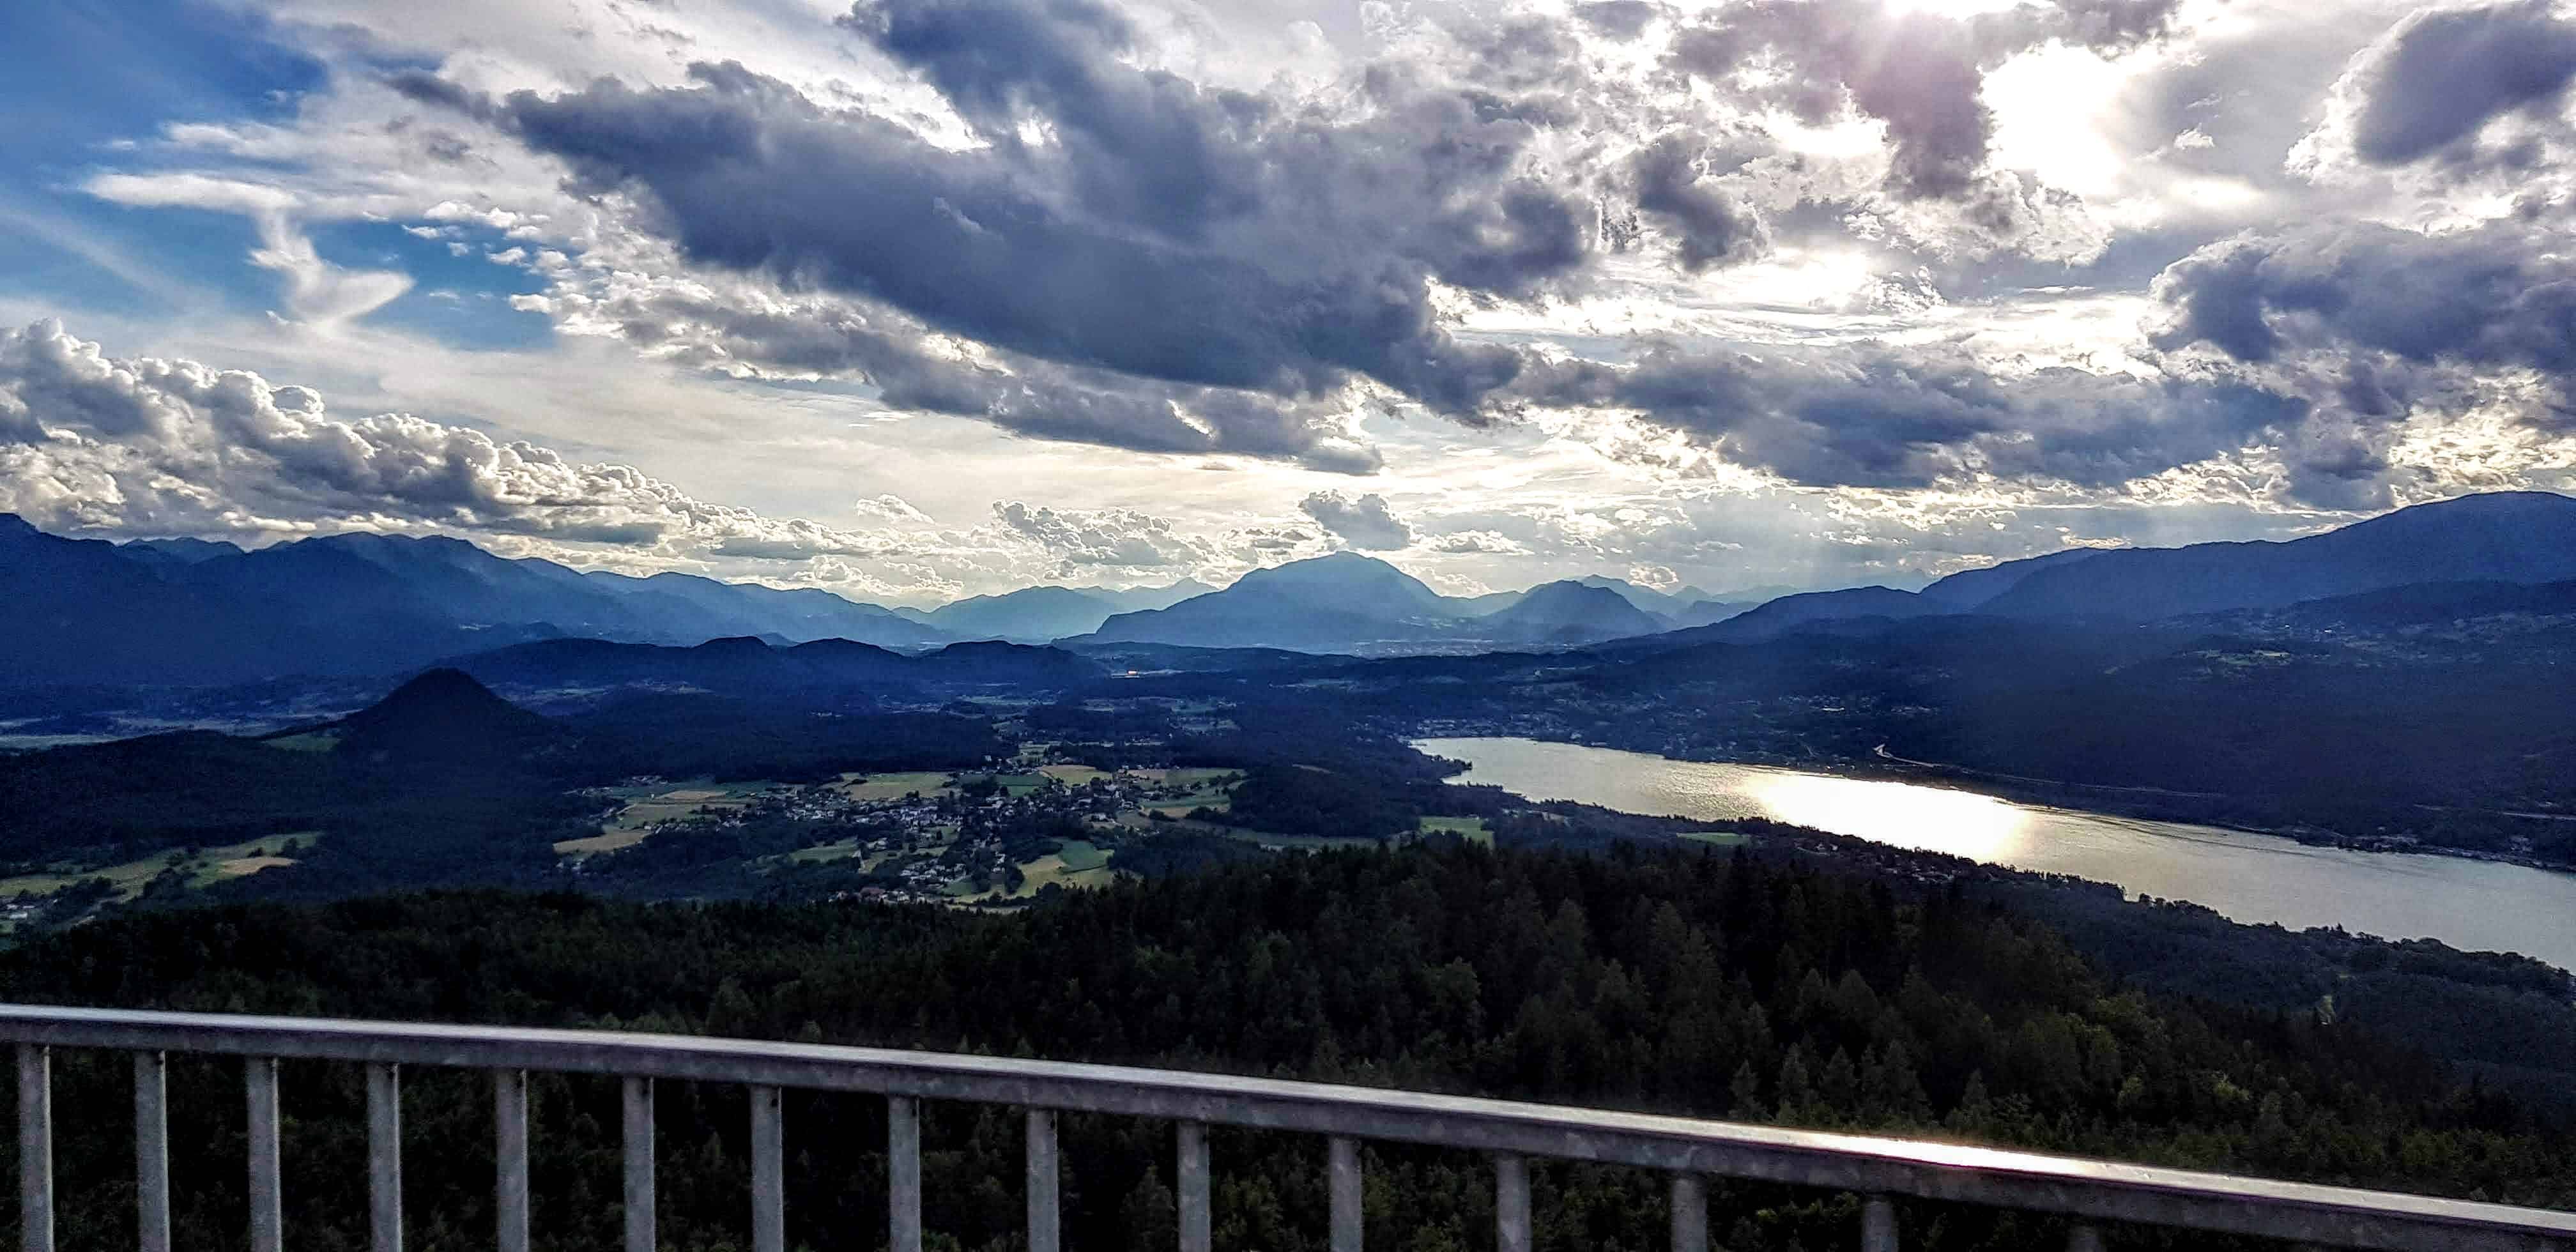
[750,1085,784,1252]
[18,1045,49,1252]
[245,1057,282,1252]
[1669,1173,1706,1252]
[1328,1136,1362,1252]
[367,1062,402,1252]
[1494,1153,1530,1252]
[494,1070,529,1252]
[622,1076,654,1252]
[2067,1224,2106,1252]
[1177,1121,1210,1252]
[134,1051,170,1252]
[888,1096,922,1252]
[1026,1108,1060,1252]
[1862,1195,1898,1252]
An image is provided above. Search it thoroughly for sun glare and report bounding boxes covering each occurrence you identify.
[1745,772,2035,862]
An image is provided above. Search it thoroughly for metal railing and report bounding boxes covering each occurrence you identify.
[1,1005,2571,1252]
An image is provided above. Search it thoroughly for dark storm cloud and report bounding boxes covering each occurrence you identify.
[1665,0,2181,199]
[496,10,1603,418]
[2340,0,2576,167]
[839,0,1268,236]
[1574,0,1658,40]
[2150,222,2576,379]
[385,68,496,121]
[1629,135,1767,270]
[560,287,1381,471]
[1524,344,2305,492]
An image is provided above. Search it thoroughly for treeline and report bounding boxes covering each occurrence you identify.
[1,843,2566,1251]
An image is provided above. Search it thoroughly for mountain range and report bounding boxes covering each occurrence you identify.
[8,491,2576,687]
[1075,554,1728,652]
[1643,491,2576,646]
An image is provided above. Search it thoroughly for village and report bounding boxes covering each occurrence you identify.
[561,757,1245,906]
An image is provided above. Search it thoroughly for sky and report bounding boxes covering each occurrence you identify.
[1,0,2572,606]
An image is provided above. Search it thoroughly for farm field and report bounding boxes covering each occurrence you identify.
[965,839,1117,903]
[1417,816,1492,846]
[837,771,956,802]
[555,779,780,855]
[0,833,313,912]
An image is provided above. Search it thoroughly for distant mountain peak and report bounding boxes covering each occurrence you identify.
[349,668,531,724]
[1234,553,1449,610]
[334,668,557,761]
[0,514,38,540]
[1480,580,1666,643]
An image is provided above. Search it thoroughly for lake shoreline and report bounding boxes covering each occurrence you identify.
[1420,731,2576,876]
[1417,735,2576,972]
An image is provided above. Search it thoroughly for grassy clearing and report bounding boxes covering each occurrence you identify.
[1418,816,1492,846]
[838,772,955,802]
[1054,839,1112,872]
[1145,791,1229,817]
[213,856,296,878]
[960,839,1119,904]
[0,834,313,905]
[956,772,1049,797]
[558,780,779,855]
[1679,831,1752,848]
[1037,764,1108,786]
[555,828,650,856]
[261,731,340,753]
[1151,818,1374,851]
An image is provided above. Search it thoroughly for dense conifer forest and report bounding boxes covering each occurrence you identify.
[1,843,2566,1251]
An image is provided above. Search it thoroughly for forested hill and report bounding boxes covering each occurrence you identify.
[3,845,2566,1251]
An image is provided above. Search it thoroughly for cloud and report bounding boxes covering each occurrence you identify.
[1627,134,1767,270]
[491,49,1554,418]
[2310,0,2576,170]
[1299,490,1415,549]
[1426,528,1528,554]
[0,320,901,561]
[2149,220,2576,385]
[1524,342,2312,494]
[990,501,1226,567]
[1662,0,2179,201]
[83,174,410,328]
[515,274,1384,471]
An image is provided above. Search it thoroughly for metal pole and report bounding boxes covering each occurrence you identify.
[367,1063,402,1252]
[134,1051,170,1252]
[494,1070,529,1252]
[2068,1224,2107,1252]
[888,1096,921,1252]
[1328,1136,1362,1252]
[1669,1173,1707,1252]
[1177,1121,1211,1252]
[1862,1195,1899,1252]
[1494,1153,1530,1252]
[623,1076,654,1252]
[245,1057,282,1252]
[17,1046,49,1252]
[1025,1108,1059,1252]
[750,1086,784,1252]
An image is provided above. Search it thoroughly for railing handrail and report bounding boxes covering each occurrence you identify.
[0,1004,2569,1250]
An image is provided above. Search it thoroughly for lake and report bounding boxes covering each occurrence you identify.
[1418,737,2576,972]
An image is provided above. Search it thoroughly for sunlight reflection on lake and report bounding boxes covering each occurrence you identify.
[1418,736,2576,972]
[1742,772,2031,862]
